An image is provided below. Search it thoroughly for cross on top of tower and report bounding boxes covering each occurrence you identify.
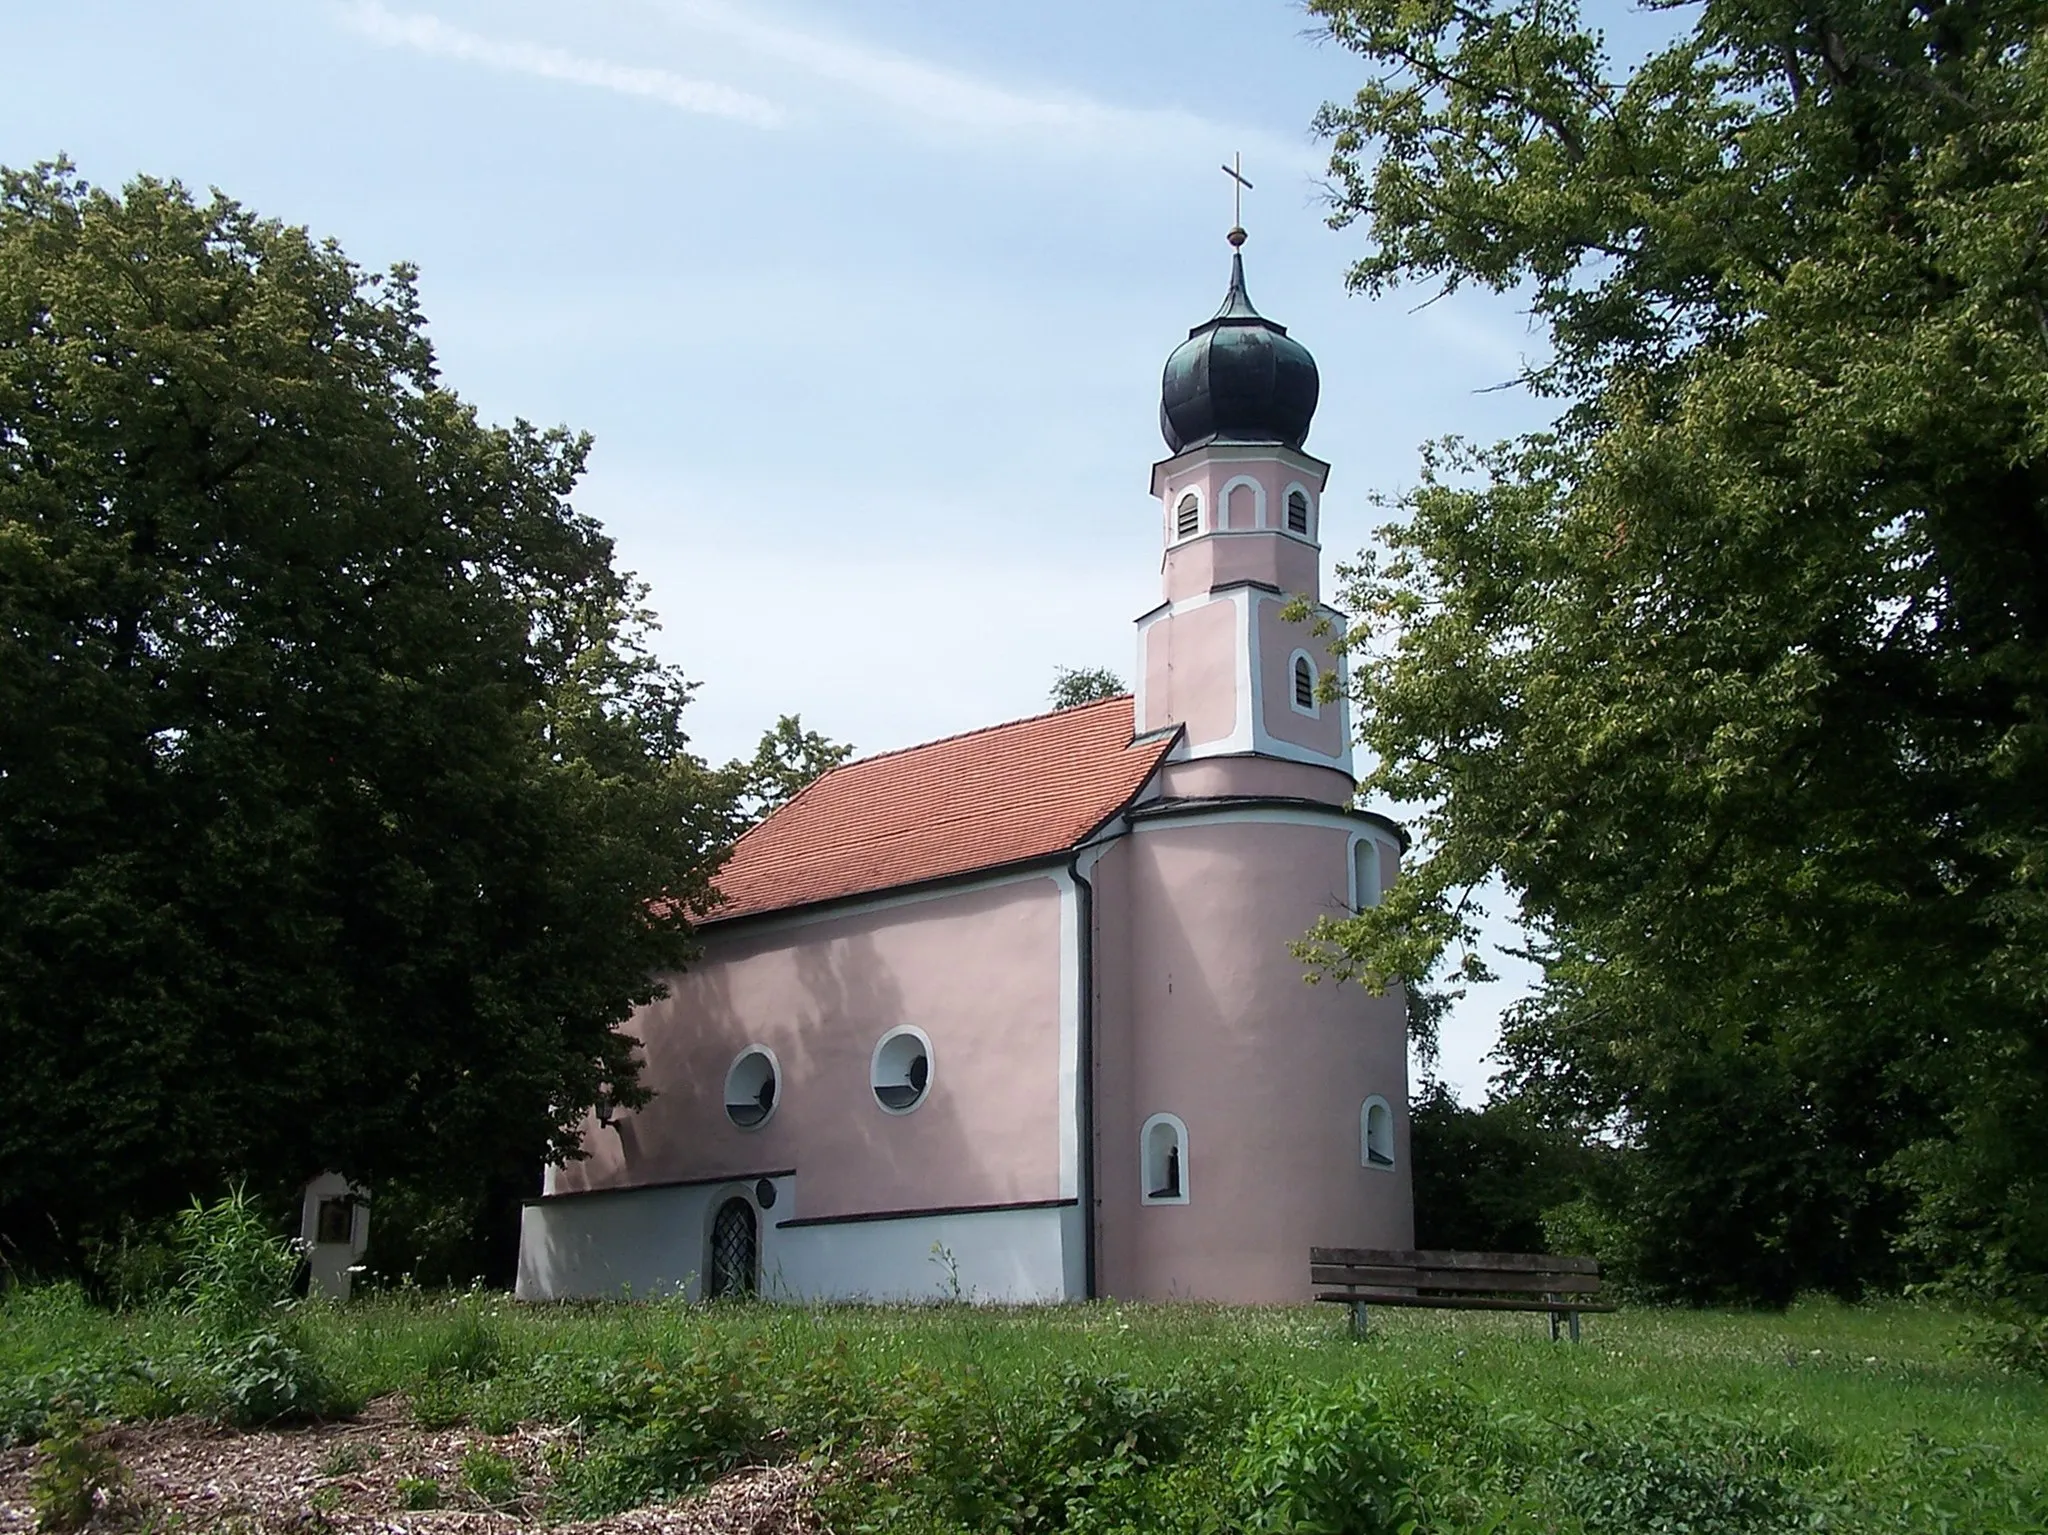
[1220,153,1252,248]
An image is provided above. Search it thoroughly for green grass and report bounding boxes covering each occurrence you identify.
[3,1284,2043,1533]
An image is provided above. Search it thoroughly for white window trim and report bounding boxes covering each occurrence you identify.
[1170,488,1205,544]
[722,1044,782,1132]
[1348,832,1383,911]
[1361,1096,1396,1171]
[870,1025,934,1116]
[1282,481,1316,540]
[699,1185,763,1301]
[1217,473,1266,532]
[1287,649,1320,718]
[1139,1112,1190,1206]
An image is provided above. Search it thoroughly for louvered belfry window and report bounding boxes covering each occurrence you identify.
[1294,655,1315,710]
[1287,489,1310,535]
[1176,494,1199,538]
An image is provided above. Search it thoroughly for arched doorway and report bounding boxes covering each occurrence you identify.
[707,1197,757,1299]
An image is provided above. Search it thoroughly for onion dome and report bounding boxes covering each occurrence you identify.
[1160,250,1319,454]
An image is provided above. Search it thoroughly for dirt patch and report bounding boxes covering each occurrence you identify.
[0,1397,822,1535]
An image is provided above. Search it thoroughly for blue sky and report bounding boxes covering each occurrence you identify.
[3,0,1574,1100]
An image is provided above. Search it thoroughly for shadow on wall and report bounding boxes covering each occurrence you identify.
[618,901,1021,1283]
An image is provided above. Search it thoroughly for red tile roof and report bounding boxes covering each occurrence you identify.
[707,695,1174,923]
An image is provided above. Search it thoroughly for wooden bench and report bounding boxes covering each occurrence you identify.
[1311,1247,1612,1341]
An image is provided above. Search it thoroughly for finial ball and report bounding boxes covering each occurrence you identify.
[1227,225,1247,248]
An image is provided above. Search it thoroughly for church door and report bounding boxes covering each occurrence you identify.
[708,1197,757,1299]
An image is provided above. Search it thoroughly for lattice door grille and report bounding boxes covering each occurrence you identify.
[709,1198,757,1298]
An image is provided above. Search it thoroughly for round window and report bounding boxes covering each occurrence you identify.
[724,1046,780,1130]
[871,1027,932,1114]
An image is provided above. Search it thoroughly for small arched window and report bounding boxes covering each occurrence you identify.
[1287,488,1310,535]
[1351,836,1380,912]
[1175,494,1200,539]
[1362,1097,1395,1170]
[1139,1113,1189,1205]
[723,1046,780,1130]
[872,1026,933,1113]
[1292,654,1317,713]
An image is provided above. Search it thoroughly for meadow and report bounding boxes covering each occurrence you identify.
[3,1269,2044,1535]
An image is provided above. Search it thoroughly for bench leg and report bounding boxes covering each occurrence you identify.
[1549,1307,1561,1342]
[1350,1301,1369,1341]
[1569,1309,1581,1344]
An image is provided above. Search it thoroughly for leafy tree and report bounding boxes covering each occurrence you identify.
[1407,1080,1612,1256]
[0,164,735,1272]
[729,714,853,825]
[1305,0,2048,1301]
[1049,666,1126,710]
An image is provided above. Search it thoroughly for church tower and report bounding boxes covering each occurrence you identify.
[1135,234,1354,808]
[1087,225,1413,1303]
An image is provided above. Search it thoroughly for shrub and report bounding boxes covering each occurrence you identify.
[461,1447,521,1507]
[545,1350,774,1518]
[199,1329,345,1430]
[908,1365,1215,1535]
[415,1290,505,1382]
[29,1407,126,1532]
[395,1476,442,1510]
[1967,1312,2048,1380]
[409,1374,467,1430]
[171,1190,345,1427]
[175,1191,299,1340]
[1544,1409,1819,1535]
[1233,1378,1421,1535]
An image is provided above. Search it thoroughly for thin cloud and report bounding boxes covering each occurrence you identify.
[340,2,785,128]
[660,0,1312,164]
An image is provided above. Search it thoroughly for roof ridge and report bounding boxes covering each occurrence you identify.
[825,692,1136,774]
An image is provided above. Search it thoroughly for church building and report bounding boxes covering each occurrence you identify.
[517,234,1413,1305]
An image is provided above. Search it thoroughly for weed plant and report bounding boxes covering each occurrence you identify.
[27,1403,126,1532]
[1,1286,2043,1533]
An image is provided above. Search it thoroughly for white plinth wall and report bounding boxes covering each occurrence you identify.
[517,1180,1080,1304]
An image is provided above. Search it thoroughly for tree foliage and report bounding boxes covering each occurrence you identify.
[1407,1080,1613,1256]
[728,714,853,826]
[1307,0,2048,1300]
[1050,665,1127,710]
[0,164,735,1270]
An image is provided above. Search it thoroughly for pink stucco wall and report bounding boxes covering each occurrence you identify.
[1158,757,1353,806]
[1140,598,1239,745]
[553,875,1067,1221]
[1091,818,1412,1302]
[1256,594,1346,758]
[1162,534,1320,607]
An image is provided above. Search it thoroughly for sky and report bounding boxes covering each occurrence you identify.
[1,0,1574,1101]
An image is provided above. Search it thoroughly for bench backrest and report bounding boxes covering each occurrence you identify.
[1310,1247,1602,1295]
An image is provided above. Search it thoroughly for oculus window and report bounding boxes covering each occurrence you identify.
[872,1026,933,1113]
[724,1046,780,1130]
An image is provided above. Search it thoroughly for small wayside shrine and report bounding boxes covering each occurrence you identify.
[518,188,1414,1304]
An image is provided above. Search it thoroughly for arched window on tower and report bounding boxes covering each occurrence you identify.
[1351,835,1381,912]
[1175,494,1200,540]
[1292,654,1317,713]
[1287,488,1310,535]
[1361,1097,1395,1169]
[1139,1113,1189,1205]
